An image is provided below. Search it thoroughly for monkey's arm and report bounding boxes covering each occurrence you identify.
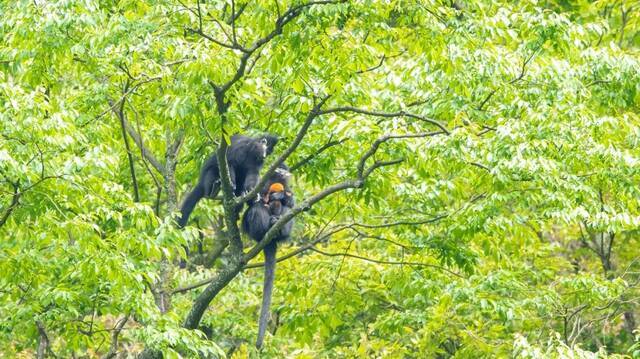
[242,169,260,195]
[228,165,237,193]
[276,205,294,240]
[200,170,220,198]
[282,192,295,208]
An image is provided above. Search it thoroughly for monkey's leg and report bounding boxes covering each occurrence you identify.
[275,206,294,241]
[256,241,277,349]
[243,169,259,191]
[201,170,220,199]
[228,166,237,193]
[243,170,261,202]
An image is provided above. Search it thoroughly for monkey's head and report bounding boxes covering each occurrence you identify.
[268,182,285,193]
[274,165,292,182]
[253,134,278,159]
[262,134,279,156]
[267,182,286,202]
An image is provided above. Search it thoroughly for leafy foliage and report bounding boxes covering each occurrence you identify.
[1,0,639,357]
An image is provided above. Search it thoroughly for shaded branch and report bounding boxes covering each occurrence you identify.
[36,321,50,359]
[0,181,20,228]
[102,315,129,359]
[477,45,541,111]
[109,83,140,202]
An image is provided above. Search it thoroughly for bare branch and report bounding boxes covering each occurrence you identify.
[357,131,444,178]
[319,107,450,134]
[186,27,244,51]
[85,76,161,127]
[310,248,465,278]
[214,1,345,94]
[290,137,347,171]
[121,116,165,174]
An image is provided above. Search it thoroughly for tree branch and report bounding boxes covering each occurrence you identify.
[86,76,161,126]
[102,315,129,359]
[357,132,444,178]
[243,131,442,261]
[121,117,165,174]
[36,321,50,359]
[0,181,20,228]
[1,174,64,228]
[186,27,244,51]
[109,83,140,202]
[212,1,344,94]
[477,44,541,111]
[183,259,244,329]
[289,137,347,172]
[310,248,464,278]
[237,95,331,206]
[318,107,450,134]
[174,212,448,293]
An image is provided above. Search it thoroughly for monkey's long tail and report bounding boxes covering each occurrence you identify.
[256,241,277,349]
[178,185,204,228]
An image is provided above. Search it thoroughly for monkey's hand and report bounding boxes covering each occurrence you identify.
[269,216,280,225]
[243,191,261,205]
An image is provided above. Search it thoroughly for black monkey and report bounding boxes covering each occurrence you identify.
[241,164,294,349]
[178,134,278,228]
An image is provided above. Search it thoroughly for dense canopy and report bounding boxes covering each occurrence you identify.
[1,0,639,357]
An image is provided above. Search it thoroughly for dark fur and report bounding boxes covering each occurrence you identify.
[241,164,294,348]
[178,134,278,228]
